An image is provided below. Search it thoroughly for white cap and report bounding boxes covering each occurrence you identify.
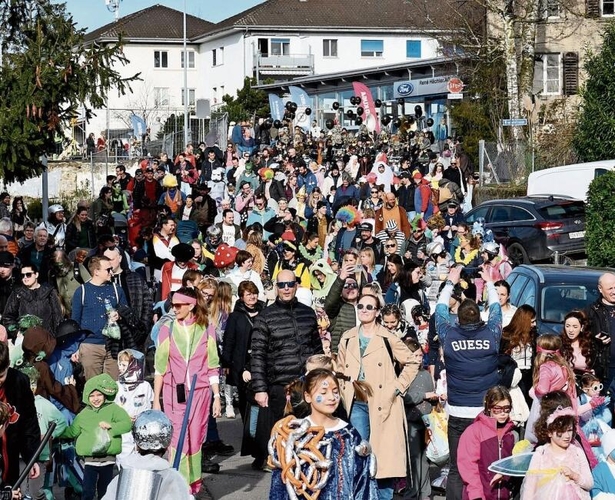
[602,428,615,457]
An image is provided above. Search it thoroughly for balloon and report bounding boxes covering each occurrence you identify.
[305,107,312,116]
[332,101,340,110]
[355,117,363,126]
[407,116,415,124]
[414,105,423,118]
[285,101,293,111]
[325,119,334,130]
[381,115,391,126]
[408,131,415,138]
[397,97,405,105]
[273,120,282,128]
[288,112,296,120]
[374,99,382,108]
[346,109,355,118]
[426,117,434,127]
[354,96,361,105]
[356,106,364,116]
[290,102,298,112]
[263,120,272,130]
[393,117,402,128]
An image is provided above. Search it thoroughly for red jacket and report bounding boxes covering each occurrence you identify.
[458,412,516,500]
[160,260,198,300]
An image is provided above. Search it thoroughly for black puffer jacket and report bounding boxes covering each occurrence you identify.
[2,284,63,337]
[250,297,322,393]
[586,299,612,382]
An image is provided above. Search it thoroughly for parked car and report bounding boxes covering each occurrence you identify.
[506,264,612,335]
[464,196,586,266]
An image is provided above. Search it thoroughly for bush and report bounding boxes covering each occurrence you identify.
[472,184,528,206]
[586,171,615,266]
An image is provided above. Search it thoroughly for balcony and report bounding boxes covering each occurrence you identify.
[254,53,314,79]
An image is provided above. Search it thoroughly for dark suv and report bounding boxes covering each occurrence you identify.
[464,196,586,266]
[506,265,608,335]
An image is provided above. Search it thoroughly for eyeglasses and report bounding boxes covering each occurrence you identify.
[103,267,114,273]
[277,281,297,289]
[105,245,116,250]
[490,405,512,415]
[343,282,358,290]
[588,383,603,392]
[21,272,35,278]
[171,303,190,309]
[357,303,377,311]
[371,190,378,194]
[385,244,397,248]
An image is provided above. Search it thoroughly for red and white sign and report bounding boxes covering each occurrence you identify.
[447,77,464,94]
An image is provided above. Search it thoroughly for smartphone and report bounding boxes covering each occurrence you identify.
[176,383,186,404]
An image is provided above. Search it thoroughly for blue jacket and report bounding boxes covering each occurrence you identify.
[297,171,318,194]
[436,282,502,408]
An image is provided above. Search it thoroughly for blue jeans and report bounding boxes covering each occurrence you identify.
[377,478,394,500]
[349,401,370,440]
[249,405,259,438]
[82,463,114,500]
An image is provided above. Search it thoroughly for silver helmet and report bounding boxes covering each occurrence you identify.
[48,204,64,216]
[426,240,444,256]
[480,241,500,259]
[132,410,173,451]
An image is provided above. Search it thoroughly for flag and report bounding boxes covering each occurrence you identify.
[131,114,147,138]
[289,86,312,132]
[269,94,284,121]
[352,82,380,133]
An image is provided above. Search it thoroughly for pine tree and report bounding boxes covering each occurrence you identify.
[573,23,615,162]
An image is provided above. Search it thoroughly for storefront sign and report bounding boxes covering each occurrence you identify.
[394,75,456,98]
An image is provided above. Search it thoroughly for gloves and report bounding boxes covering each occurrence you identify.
[590,396,606,409]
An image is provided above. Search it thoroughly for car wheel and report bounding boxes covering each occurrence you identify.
[507,243,529,266]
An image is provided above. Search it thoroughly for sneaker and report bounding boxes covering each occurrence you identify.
[225,407,236,419]
[261,464,273,473]
[203,440,235,456]
[202,458,221,474]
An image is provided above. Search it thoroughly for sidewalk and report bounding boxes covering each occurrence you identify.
[199,416,272,499]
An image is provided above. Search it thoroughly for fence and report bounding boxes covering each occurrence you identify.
[478,140,531,185]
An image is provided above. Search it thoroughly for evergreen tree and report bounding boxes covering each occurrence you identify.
[586,170,615,266]
[220,77,270,122]
[573,23,615,162]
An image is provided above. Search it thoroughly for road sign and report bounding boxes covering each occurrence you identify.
[447,93,463,100]
[501,118,528,126]
[447,77,464,93]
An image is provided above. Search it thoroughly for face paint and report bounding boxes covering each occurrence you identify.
[315,395,323,403]
[321,380,329,389]
[333,393,340,400]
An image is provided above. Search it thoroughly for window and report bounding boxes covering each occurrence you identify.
[465,206,489,223]
[509,276,530,305]
[361,39,383,57]
[212,47,224,66]
[271,38,290,56]
[181,89,196,107]
[181,51,195,69]
[406,40,422,58]
[508,207,534,222]
[154,50,168,68]
[154,87,169,106]
[542,0,560,17]
[603,0,615,15]
[323,39,338,57]
[543,54,561,95]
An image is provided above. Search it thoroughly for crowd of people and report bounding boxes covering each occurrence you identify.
[0,124,611,500]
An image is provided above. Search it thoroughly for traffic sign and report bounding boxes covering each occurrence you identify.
[501,118,528,126]
[447,77,464,94]
[447,93,463,100]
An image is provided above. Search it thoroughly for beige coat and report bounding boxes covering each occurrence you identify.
[337,324,419,479]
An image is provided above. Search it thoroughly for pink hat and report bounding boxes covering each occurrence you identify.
[412,171,423,180]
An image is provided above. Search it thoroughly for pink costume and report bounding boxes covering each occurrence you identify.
[155,317,220,494]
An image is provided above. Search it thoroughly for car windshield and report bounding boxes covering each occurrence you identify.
[538,202,585,220]
[541,284,599,323]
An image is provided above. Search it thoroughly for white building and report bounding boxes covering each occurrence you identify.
[84,0,447,143]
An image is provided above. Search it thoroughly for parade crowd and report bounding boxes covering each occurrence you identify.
[0,120,612,500]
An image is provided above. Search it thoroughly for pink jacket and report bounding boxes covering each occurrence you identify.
[458,412,516,500]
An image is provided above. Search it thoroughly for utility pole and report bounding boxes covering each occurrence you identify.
[183,0,189,148]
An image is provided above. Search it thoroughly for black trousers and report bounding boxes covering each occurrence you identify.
[254,384,286,465]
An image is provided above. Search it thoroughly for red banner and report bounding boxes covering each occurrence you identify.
[352,81,380,133]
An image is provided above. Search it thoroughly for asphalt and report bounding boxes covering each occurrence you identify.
[199,415,447,500]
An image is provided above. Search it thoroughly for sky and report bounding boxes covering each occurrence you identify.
[59,0,264,31]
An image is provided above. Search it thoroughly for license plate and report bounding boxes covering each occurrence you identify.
[569,231,585,239]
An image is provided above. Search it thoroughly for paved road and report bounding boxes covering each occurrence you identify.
[200,415,447,500]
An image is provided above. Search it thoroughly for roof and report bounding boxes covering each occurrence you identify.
[84,4,213,43]
[205,0,453,37]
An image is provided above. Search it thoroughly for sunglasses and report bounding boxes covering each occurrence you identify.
[103,267,114,273]
[21,272,35,278]
[171,303,190,309]
[343,282,358,290]
[105,245,117,250]
[490,405,512,415]
[385,244,397,248]
[371,190,378,194]
[277,281,297,289]
[357,303,377,311]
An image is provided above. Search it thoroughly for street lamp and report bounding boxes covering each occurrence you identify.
[105,0,122,23]
[183,0,189,147]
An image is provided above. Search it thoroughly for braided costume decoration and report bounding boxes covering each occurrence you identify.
[268,415,377,500]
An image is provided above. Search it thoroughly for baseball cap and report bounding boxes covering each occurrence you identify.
[0,251,14,266]
[358,222,373,232]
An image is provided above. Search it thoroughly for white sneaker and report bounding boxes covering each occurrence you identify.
[225,407,236,419]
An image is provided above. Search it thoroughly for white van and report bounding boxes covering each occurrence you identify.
[527,160,615,201]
